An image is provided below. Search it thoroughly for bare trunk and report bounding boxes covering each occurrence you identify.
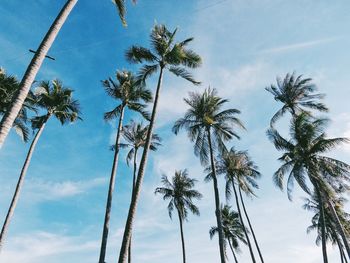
[207,129,226,263]
[228,239,239,263]
[232,183,256,263]
[316,188,328,263]
[98,106,125,263]
[0,116,48,251]
[0,0,77,148]
[117,67,164,263]
[177,210,186,263]
[335,234,345,263]
[238,187,264,263]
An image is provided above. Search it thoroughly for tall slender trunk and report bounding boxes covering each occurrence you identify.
[128,147,138,263]
[98,106,125,263]
[0,0,77,148]
[238,187,264,263]
[317,192,328,263]
[228,239,239,263]
[177,210,186,263]
[207,129,226,263]
[117,67,164,263]
[0,115,49,251]
[335,234,345,263]
[232,183,256,263]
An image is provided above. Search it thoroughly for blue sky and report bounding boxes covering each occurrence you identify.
[1,0,350,262]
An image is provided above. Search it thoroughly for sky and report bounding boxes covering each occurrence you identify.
[0,0,350,262]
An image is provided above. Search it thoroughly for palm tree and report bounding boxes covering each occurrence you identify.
[0,0,134,148]
[99,70,152,263]
[265,72,328,127]
[209,205,247,263]
[117,24,201,263]
[267,113,350,259]
[173,88,244,263]
[0,79,80,251]
[119,120,161,263]
[214,148,264,263]
[155,170,202,263]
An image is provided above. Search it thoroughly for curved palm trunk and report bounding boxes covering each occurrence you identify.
[117,67,164,263]
[98,106,125,263]
[207,130,226,263]
[177,210,186,263]
[335,234,346,263]
[232,183,256,263]
[228,239,239,263]
[0,0,77,148]
[0,116,48,251]
[238,187,264,263]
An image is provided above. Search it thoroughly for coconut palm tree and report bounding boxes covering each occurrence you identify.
[117,24,201,263]
[267,113,350,259]
[99,70,152,263]
[214,148,263,263]
[155,170,202,263]
[265,72,328,127]
[0,0,135,148]
[119,120,161,263]
[209,205,248,263]
[173,88,244,263]
[0,79,80,251]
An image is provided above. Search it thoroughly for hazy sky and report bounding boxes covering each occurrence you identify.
[1,1,350,262]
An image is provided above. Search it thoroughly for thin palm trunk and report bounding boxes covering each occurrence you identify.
[317,191,328,263]
[0,0,77,148]
[0,115,49,251]
[232,183,256,263]
[118,67,164,263]
[238,187,264,263]
[207,129,226,263]
[228,239,239,263]
[98,106,125,263]
[177,210,186,263]
[336,235,346,263]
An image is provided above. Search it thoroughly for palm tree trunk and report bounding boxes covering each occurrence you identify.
[207,129,226,263]
[232,183,256,263]
[0,116,49,251]
[177,210,186,263]
[228,239,239,263]
[238,187,264,263]
[98,106,125,263]
[0,0,77,148]
[117,67,164,263]
[336,235,345,263]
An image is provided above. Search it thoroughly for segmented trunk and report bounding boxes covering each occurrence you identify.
[0,117,48,251]
[98,106,125,263]
[0,0,77,148]
[117,67,164,263]
[177,210,186,263]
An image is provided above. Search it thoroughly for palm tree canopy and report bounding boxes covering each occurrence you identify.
[102,70,152,121]
[266,72,328,126]
[125,24,202,85]
[267,113,350,200]
[32,79,81,128]
[173,88,245,165]
[155,169,202,220]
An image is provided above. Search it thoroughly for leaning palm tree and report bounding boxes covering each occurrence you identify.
[265,72,328,127]
[155,170,202,263]
[210,205,247,263]
[0,0,135,148]
[215,148,263,263]
[0,79,80,251]
[118,24,201,263]
[173,88,244,263]
[267,113,350,259]
[99,70,152,263]
[119,120,161,263]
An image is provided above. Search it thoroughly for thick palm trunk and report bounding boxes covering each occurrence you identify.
[98,106,125,263]
[117,67,164,263]
[238,187,264,263]
[207,130,226,263]
[232,183,256,263]
[0,117,48,251]
[0,0,77,148]
[228,239,239,263]
[177,210,186,263]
